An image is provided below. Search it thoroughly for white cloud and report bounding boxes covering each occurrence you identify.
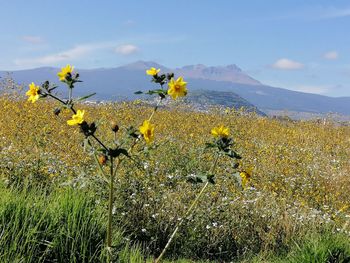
[324,51,339,60]
[22,35,44,44]
[114,44,139,55]
[271,58,304,70]
[14,43,112,66]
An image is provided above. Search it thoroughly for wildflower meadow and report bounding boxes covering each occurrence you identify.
[1,66,350,262]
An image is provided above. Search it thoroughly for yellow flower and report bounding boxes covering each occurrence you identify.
[240,168,252,189]
[167,77,187,99]
[67,110,85,126]
[146,67,160,76]
[211,125,230,138]
[26,82,40,103]
[139,120,155,144]
[57,64,74,81]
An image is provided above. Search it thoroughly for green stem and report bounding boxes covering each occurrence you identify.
[148,97,163,122]
[91,134,109,152]
[47,93,67,106]
[47,92,109,152]
[107,156,114,262]
[68,86,73,103]
[155,154,220,263]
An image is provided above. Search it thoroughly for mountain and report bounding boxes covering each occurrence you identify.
[174,64,261,85]
[1,61,350,116]
[185,79,350,115]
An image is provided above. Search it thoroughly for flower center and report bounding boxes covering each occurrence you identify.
[146,129,152,137]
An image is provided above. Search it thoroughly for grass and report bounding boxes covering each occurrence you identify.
[0,182,106,262]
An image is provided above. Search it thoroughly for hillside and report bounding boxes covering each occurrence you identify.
[186,89,266,115]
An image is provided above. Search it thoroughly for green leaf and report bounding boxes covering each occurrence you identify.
[226,150,241,159]
[109,148,130,158]
[48,87,58,93]
[187,174,205,184]
[186,173,215,184]
[145,89,166,96]
[126,126,139,138]
[205,142,217,149]
[75,93,96,102]
[206,174,215,184]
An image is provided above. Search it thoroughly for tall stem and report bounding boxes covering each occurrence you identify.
[68,86,73,103]
[155,154,220,263]
[106,156,114,262]
[148,97,162,122]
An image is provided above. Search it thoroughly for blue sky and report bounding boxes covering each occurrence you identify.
[1,0,350,97]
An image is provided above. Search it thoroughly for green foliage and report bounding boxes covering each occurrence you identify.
[285,232,350,263]
[0,185,114,262]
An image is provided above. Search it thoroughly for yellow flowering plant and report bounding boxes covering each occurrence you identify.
[135,67,187,103]
[24,64,189,262]
[25,82,41,103]
[24,65,137,262]
[155,124,242,262]
[57,64,75,82]
[146,67,160,76]
[211,124,230,138]
[167,76,188,100]
[22,63,250,262]
[239,168,253,189]
[139,120,155,144]
[67,110,85,126]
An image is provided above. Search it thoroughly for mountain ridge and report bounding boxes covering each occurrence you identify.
[1,61,350,116]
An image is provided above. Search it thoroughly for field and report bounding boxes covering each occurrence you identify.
[1,83,350,262]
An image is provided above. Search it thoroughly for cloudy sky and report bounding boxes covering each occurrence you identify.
[1,0,350,97]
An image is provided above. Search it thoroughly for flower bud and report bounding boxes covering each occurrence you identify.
[54,108,61,116]
[167,72,174,80]
[110,121,119,133]
[98,155,107,165]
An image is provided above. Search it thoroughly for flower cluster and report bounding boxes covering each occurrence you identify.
[136,67,188,144]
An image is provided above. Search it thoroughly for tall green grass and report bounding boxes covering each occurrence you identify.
[0,184,105,262]
[285,232,350,263]
[0,183,151,263]
[2,181,350,262]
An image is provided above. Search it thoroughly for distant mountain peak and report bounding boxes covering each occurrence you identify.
[181,64,207,70]
[175,63,260,85]
[115,61,259,85]
[225,64,242,71]
[121,60,167,71]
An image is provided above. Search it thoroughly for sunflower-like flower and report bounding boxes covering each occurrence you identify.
[139,120,155,144]
[146,67,160,76]
[211,125,230,138]
[240,168,253,189]
[57,64,74,82]
[167,77,187,100]
[67,110,85,126]
[26,82,40,103]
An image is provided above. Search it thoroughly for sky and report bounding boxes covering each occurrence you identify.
[0,0,350,97]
